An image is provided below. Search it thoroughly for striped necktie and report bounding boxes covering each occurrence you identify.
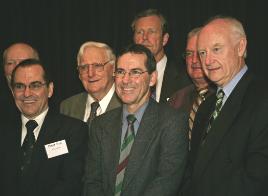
[115,114,136,196]
[189,88,208,141]
[87,101,100,124]
[202,89,225,143]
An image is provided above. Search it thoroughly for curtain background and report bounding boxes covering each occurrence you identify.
[1,0,266,110]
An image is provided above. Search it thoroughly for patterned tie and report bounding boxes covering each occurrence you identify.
[189,88,208,141]
[87,101,100,124]
[115,114,136,196]
[20,120,38,176]
[202,89,225,143]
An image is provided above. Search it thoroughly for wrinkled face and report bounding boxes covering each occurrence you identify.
[185,34,207,85]
[78,46,115,100]
[197,20,246,87]
[115,53,157,112]
[12,65,53,119]
[133,15,169,62]
[4,45,36,85]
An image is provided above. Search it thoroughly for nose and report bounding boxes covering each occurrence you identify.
[192,52,199,64]
[121,72,131,83]
[87,65,96,77]
[23,86,32,97]
[142,31,148,41]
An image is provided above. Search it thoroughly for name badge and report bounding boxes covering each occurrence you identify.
[45,140,69,159]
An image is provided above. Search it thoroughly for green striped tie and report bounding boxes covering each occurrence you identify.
[115,114,136,196]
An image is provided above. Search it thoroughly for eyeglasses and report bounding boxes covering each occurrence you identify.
[114,69,148,79]
[182,51,197,59]
[12,81,47,92]
[77,60,111,74]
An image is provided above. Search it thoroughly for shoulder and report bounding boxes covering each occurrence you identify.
[61,92,87,106]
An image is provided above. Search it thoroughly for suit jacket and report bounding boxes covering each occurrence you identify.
[168,84,215,114]
[159,58,191,103]
[1,110,88,196]
[83,99,188,196]
[60,91,121,121]
[181,71,268,196]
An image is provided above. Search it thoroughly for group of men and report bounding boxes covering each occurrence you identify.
[1,8,268,196]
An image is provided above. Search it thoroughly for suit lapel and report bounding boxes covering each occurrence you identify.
[22,111,61,191]
[193,72,252,179]
[74,93,88,120]
[122,100,158,190]
[102,109,122,190]
[106,92,121,112]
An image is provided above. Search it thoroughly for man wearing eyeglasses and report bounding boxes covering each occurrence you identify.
[83,44,188,196]
[0,42,40,125]
[131,9,191,103]
[1,59,88,196]
[168,27,215,148]
[60,41,121,125]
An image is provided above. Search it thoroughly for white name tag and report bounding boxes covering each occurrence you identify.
[45,140,69,159]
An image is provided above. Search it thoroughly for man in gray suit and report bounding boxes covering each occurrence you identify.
[83,44,188,196]
[60,41,121,123]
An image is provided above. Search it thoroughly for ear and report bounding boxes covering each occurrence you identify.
[162,33,169,47]
[237,37,247,57]
[149,70,158,87]
[48,82,54,98]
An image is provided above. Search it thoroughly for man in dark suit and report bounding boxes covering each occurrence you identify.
[0,42,40,124]
[131,9,191,103]
[1,59,88,196]
[83,44,188,196]
[169,27,214,147]
[60,41,121,123]
[181,16,268,196]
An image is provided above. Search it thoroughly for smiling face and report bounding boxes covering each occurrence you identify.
[78,46,115,100]
[197,19,247,87]
[133,15,169,62]
[12,64,53,119]
[115,52,157,113]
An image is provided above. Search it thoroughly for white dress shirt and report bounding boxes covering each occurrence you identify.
[155,55,167,102]
[83,84,115,122]
[21,108,49,145]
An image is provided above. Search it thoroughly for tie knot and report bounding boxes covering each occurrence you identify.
[216,89,225,100]
[25,120,38,133]
[127,114,136,124]
[198,88,209,99]
[91,101,100,112]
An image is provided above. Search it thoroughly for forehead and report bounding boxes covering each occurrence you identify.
[135,15,162,29]
[81,46,107,62]
[117,53,146,69]
[186,35,198,50]
[6,45,33,59]
[14,64,44,82]
[198,22,231,49]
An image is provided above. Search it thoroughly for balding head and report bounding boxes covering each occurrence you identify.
[3,43,39,87]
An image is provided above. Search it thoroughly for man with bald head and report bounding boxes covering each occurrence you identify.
[180,16,268,196]
[1,42,39,123]
[3,42,39,87]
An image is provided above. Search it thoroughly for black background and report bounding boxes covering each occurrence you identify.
[1,0,267,110]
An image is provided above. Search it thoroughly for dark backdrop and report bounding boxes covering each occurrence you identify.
[1,0,267,111]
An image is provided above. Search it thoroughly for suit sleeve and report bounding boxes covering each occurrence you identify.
[143,109,188,196]
[82,119,105,196]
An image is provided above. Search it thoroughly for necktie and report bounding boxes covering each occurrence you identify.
[202,89,225,143]
[115,114,136,196]
[20,120,38,176]
[87,101,100,124]
[189,88,208,139]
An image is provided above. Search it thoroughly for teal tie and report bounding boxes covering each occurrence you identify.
[115,114,136,196]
